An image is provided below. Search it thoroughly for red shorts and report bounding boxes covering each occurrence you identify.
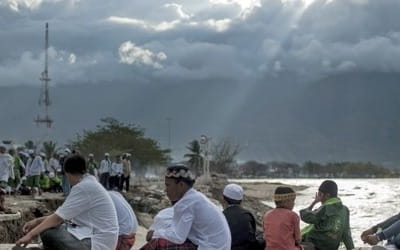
[139,238,198,250]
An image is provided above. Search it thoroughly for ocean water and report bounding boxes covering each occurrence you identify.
[234,178,400,248]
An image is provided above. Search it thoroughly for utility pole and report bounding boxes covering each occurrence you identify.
[35,22,53,129]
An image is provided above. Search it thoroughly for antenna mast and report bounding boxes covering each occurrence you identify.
[35,22,53,128]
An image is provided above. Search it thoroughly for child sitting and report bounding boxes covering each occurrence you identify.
[263,186,302,250]
[300,180,354,250]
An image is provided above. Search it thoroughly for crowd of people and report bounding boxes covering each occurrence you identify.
[1,144,399,250]
[0,145,133,213]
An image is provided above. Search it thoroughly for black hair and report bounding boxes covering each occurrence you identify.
[223,195,241,205]
[64,154,87,175]
[166,164,195,187]
[319,180,338,197]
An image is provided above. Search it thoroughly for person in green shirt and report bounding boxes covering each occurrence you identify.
[300,180,354,250]
[40,171,51,192]
[8,148,23,194]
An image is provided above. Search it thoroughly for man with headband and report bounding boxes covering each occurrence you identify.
[140,164,231,250]
[263,186,302,250]
[300,180,354,250]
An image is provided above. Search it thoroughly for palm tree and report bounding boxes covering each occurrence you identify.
[184,140,203,175]
[42,141,58,158]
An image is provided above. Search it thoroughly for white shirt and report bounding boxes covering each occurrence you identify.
[99,159,111,174]
[25,157,33,176]
[55,175,119,250]
[150,207,173,235]
[29,156,44,176]
[153,188,232,250]
[0,153,13,182]
[49,157,61,174]
[108,191,138,235]
[110,162,123,176]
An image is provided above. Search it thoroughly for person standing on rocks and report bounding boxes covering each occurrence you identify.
[59,148,72,196]
[8,148,22,195]
[140,164,231,250]
[15,154,119,250]
[27,151,44,198]
[0,144,13,212]
[222,183,260,250]
[99,153,111,190]
[110,155,122,191]
[121,153,132,193]
[87,153,98,178]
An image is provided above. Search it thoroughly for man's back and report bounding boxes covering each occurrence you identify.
[264,208,301,250]
[55,174,119,250]
[223,205,257,250]
[176,188,231,250]
[300,199,354,250]
[108,191,138,235]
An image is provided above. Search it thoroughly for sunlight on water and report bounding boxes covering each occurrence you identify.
[237,178,399,248]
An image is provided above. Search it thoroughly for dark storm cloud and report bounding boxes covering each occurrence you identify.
[1,0,400,87]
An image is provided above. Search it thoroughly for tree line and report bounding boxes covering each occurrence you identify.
[20,117,399,178]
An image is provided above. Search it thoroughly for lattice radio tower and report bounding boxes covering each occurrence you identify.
[35,22,53,128]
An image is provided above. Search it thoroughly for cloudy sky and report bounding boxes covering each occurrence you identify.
[1,0,400,87]
[1,0,400,163]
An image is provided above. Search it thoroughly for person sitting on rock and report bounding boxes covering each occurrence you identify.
[140,164,231,250]
[263,186,302,250]
[361,212,400,249]
[300,180,354,250]
[222,183,260,250]
[108,190,139,250]
[15,154,119,250]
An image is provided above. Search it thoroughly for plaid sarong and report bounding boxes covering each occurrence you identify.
[139,238,198,250]
[116,233,136,250]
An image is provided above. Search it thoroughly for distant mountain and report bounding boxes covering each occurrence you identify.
[1,72,399,166]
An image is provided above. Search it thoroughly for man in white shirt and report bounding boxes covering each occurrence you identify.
[121,153,132,193]
[0,145,13,213]
[48,153,60,177]
[108,191,138,250]
[141,164,231,250]
[99,153,111,190]
[16,154,119,250]
[27,152,45,197]
[110,156,123,191]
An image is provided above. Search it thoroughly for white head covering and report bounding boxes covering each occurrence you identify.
[223,183,244,201]
[104,152,110,157]
[28,149,35,155]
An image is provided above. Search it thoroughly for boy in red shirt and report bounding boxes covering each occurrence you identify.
[263,186,302,250]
